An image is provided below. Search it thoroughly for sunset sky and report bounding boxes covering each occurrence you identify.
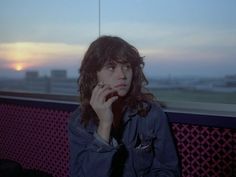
[0,0,236,78]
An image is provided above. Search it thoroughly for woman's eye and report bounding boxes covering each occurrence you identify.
[123,65,131,70]
[107,66,115,71]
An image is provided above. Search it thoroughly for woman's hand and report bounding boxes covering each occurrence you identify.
[90,82,118,124]
[90,82,118,142]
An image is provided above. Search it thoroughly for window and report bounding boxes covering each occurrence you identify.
[1,0,236,104]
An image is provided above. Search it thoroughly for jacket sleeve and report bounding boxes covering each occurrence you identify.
[68,109,117,177]
[148,103,180,177]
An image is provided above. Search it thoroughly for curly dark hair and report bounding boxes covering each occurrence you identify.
[78,35,155,126]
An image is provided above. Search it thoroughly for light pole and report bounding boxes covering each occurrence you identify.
[98,0,101,36]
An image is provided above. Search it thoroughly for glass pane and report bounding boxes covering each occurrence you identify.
[0,0,98,95]
[0,0,236,104]
[100,0,236,104]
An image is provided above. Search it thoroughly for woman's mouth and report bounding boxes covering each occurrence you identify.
[114,84,127,88]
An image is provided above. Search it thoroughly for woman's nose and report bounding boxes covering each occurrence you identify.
[115,67,126,79]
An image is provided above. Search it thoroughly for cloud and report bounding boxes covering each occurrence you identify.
[0,21,235,78]
[0,42,86,70]
[0,22,99,44]
[102,22,236,47]
[100,22,236,63]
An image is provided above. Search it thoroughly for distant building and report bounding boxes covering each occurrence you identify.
[50,78,77,95]
[24,70,49,93]
[51,70,67,80]
[224,74,236,88]
[25,71,39,80]
[48,69,77,94]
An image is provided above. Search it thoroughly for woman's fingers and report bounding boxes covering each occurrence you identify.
[90,82,105,102]
[96,85,110,100]
[89,82,117,123]
[106,95,119,107]
[98,88,115,102]
[91,82,115,105]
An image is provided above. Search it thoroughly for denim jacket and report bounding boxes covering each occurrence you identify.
[68,102,180,177]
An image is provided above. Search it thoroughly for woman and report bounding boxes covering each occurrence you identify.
[68,35,180,177]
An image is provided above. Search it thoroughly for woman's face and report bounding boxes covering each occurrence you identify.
[97,61,133,97]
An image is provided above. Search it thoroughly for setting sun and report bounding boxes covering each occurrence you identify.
[15,64,24,71]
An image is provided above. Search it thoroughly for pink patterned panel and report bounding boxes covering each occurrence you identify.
[171,123,235,177]
[1,103,235,177]
[0,103,70,177]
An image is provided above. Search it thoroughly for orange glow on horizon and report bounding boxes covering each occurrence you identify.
[14,64,24,71]
[0,42,85,69]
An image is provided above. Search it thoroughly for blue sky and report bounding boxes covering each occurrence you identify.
[0,0,236,78]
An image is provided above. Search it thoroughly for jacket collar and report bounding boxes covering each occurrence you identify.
[85,105,140,133]
[123,106,138,124]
